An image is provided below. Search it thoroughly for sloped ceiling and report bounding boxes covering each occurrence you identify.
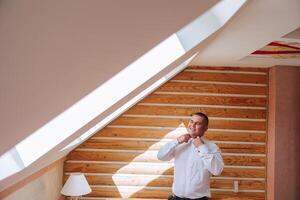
[0,0,218,155]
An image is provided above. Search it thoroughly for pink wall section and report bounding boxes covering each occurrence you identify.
[267,68,275,200]
[268,66,300,200]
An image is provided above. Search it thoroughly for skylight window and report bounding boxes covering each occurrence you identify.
[14,34,185,168]
[0,0,246,181]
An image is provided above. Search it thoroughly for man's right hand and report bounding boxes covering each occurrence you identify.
[177,134,191,144]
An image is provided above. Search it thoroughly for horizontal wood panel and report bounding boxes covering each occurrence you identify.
[87,187,170,198]
[239,180,265,190]
[64,163,265,178]
[157,82,267,95]
[95,128,266,142]
[125,105,266,119]
[80,139,162,150]
[223,155,265,166]
[186,66,268,73]
[205,132,266,143]
[86,187,265,199]
[111,117,266,131]
[64,174,264,190]
[70,175,175,188]
[219,167,265,178]
[212,191,265,200]
[80,139,265,154]
[67,151,265,166]
[67,151,161,163]
[95,127,168,139]
[141,94,267,107]
[216,143,265,154]
[172,71,267,84]
[64,162,173,175]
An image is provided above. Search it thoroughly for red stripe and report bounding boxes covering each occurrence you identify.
[252,50,300,55]
[268,42,300,50]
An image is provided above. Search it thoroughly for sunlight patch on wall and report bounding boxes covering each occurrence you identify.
[112,125,187,198]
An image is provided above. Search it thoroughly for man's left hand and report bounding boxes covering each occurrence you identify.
[193,136,204,147]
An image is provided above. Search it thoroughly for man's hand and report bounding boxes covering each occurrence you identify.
[177,134,191,144]
[193,136,204,147]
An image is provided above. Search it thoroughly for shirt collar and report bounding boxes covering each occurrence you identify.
[189,136,207,143]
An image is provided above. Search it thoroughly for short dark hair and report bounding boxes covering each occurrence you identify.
[192,112,209,126]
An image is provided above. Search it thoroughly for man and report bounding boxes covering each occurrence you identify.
[157,112,224,200]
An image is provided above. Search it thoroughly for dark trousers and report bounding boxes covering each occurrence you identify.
[168,195,209,200]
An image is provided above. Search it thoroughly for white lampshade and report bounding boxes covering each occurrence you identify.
[61,173,92,197]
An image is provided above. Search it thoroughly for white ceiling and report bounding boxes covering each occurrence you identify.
[190,0,300,67]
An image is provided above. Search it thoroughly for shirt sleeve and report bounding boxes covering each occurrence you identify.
[157,139,179,161]
[196,144,224,176]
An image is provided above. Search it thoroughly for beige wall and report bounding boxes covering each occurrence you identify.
[3,160,63,200]
[268,66,300,200]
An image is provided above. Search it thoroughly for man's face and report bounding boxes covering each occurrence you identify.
[188,115,208,138]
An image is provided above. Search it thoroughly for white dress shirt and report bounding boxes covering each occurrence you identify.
[157,137,224,199]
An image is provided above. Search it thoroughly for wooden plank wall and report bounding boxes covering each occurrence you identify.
[64,66,268,200]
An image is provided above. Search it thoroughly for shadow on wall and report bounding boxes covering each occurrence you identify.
[111,123,187,199]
